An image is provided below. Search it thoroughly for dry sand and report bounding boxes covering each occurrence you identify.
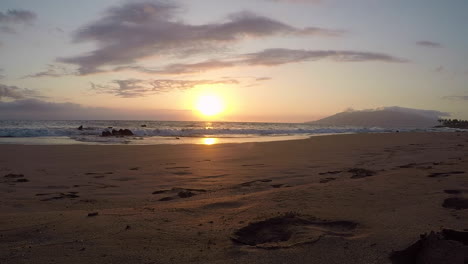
[1,132,468,263]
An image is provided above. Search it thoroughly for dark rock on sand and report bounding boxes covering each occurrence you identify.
[78,125,83,130]
[112,129,134,136]
[390,229,468,264]
[87,212,99,217]
[101,129,134,137]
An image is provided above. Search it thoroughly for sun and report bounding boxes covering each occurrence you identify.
[195,94,224,117]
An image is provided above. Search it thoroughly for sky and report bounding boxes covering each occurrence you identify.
[0,0,467,122]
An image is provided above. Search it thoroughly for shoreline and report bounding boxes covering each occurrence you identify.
[1,132,467,263]
[0,130,463,146]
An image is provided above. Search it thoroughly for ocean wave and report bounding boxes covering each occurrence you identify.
[0,126,394,138]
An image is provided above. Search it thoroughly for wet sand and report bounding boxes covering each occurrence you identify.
[1,132,468,263]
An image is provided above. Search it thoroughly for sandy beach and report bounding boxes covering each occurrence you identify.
[1,132,468,264]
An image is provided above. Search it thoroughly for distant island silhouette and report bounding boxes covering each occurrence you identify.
[308,106,447,128]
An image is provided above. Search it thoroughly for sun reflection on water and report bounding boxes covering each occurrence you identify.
[202,138,217,145]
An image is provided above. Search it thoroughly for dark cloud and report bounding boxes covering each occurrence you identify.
[0,84,40,99]
[0,9,36,33]
[58,1,343,74]
[150,48,407,74]
[443,96,468,101]
[142,60,237,75]
[416,41,443,48]
[23,64,76,78]
[242,49,408,65]
[91,78,239,98]
[0,99,194,120]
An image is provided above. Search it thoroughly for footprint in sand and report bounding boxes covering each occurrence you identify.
[232,213,359,249]
[241,164,266,167]
[112,177,137,181]
[348,168,376,179]
[271,184,284,188]
[85,172,113,175]
[239,179,272,187]
[202,201,244,210]
[320,177,336,183]
[442,197,468,210]
[444,189,468,195]
[152,187,207,201]
[37,192,80,201]
[428,171,465,178]
[319,170,342,175]
[172,171,193,175]
[3,173,30,183]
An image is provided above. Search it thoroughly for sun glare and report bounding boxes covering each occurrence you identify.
[195,94,224,117]
[202,138,217,145]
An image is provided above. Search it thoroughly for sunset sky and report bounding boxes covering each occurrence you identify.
[0,0,467,121]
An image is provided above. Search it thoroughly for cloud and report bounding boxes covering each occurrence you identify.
[267,0,321,3]
[23,64,76,78]
[148,48,407,74]
[241,49,407,65]
[0,9,36,33]
[416,41,443,48]
[0,83,40,99]
[58,1,343,74]
[0,99,194,120]
[256,77,272,81]
[443,96,468,101]
[91,78,239,98]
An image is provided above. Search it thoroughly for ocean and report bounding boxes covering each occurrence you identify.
[0,120,446,145]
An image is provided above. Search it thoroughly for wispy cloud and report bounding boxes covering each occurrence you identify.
[242,49,407,65]
[0,83,41,99]
[416,40,443,48]
[137,48,408,75]
[443,95,468,101]
[0,9,36,33]
[58,1,344,74]
[91,78,239,98]
[23,64,76,78]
